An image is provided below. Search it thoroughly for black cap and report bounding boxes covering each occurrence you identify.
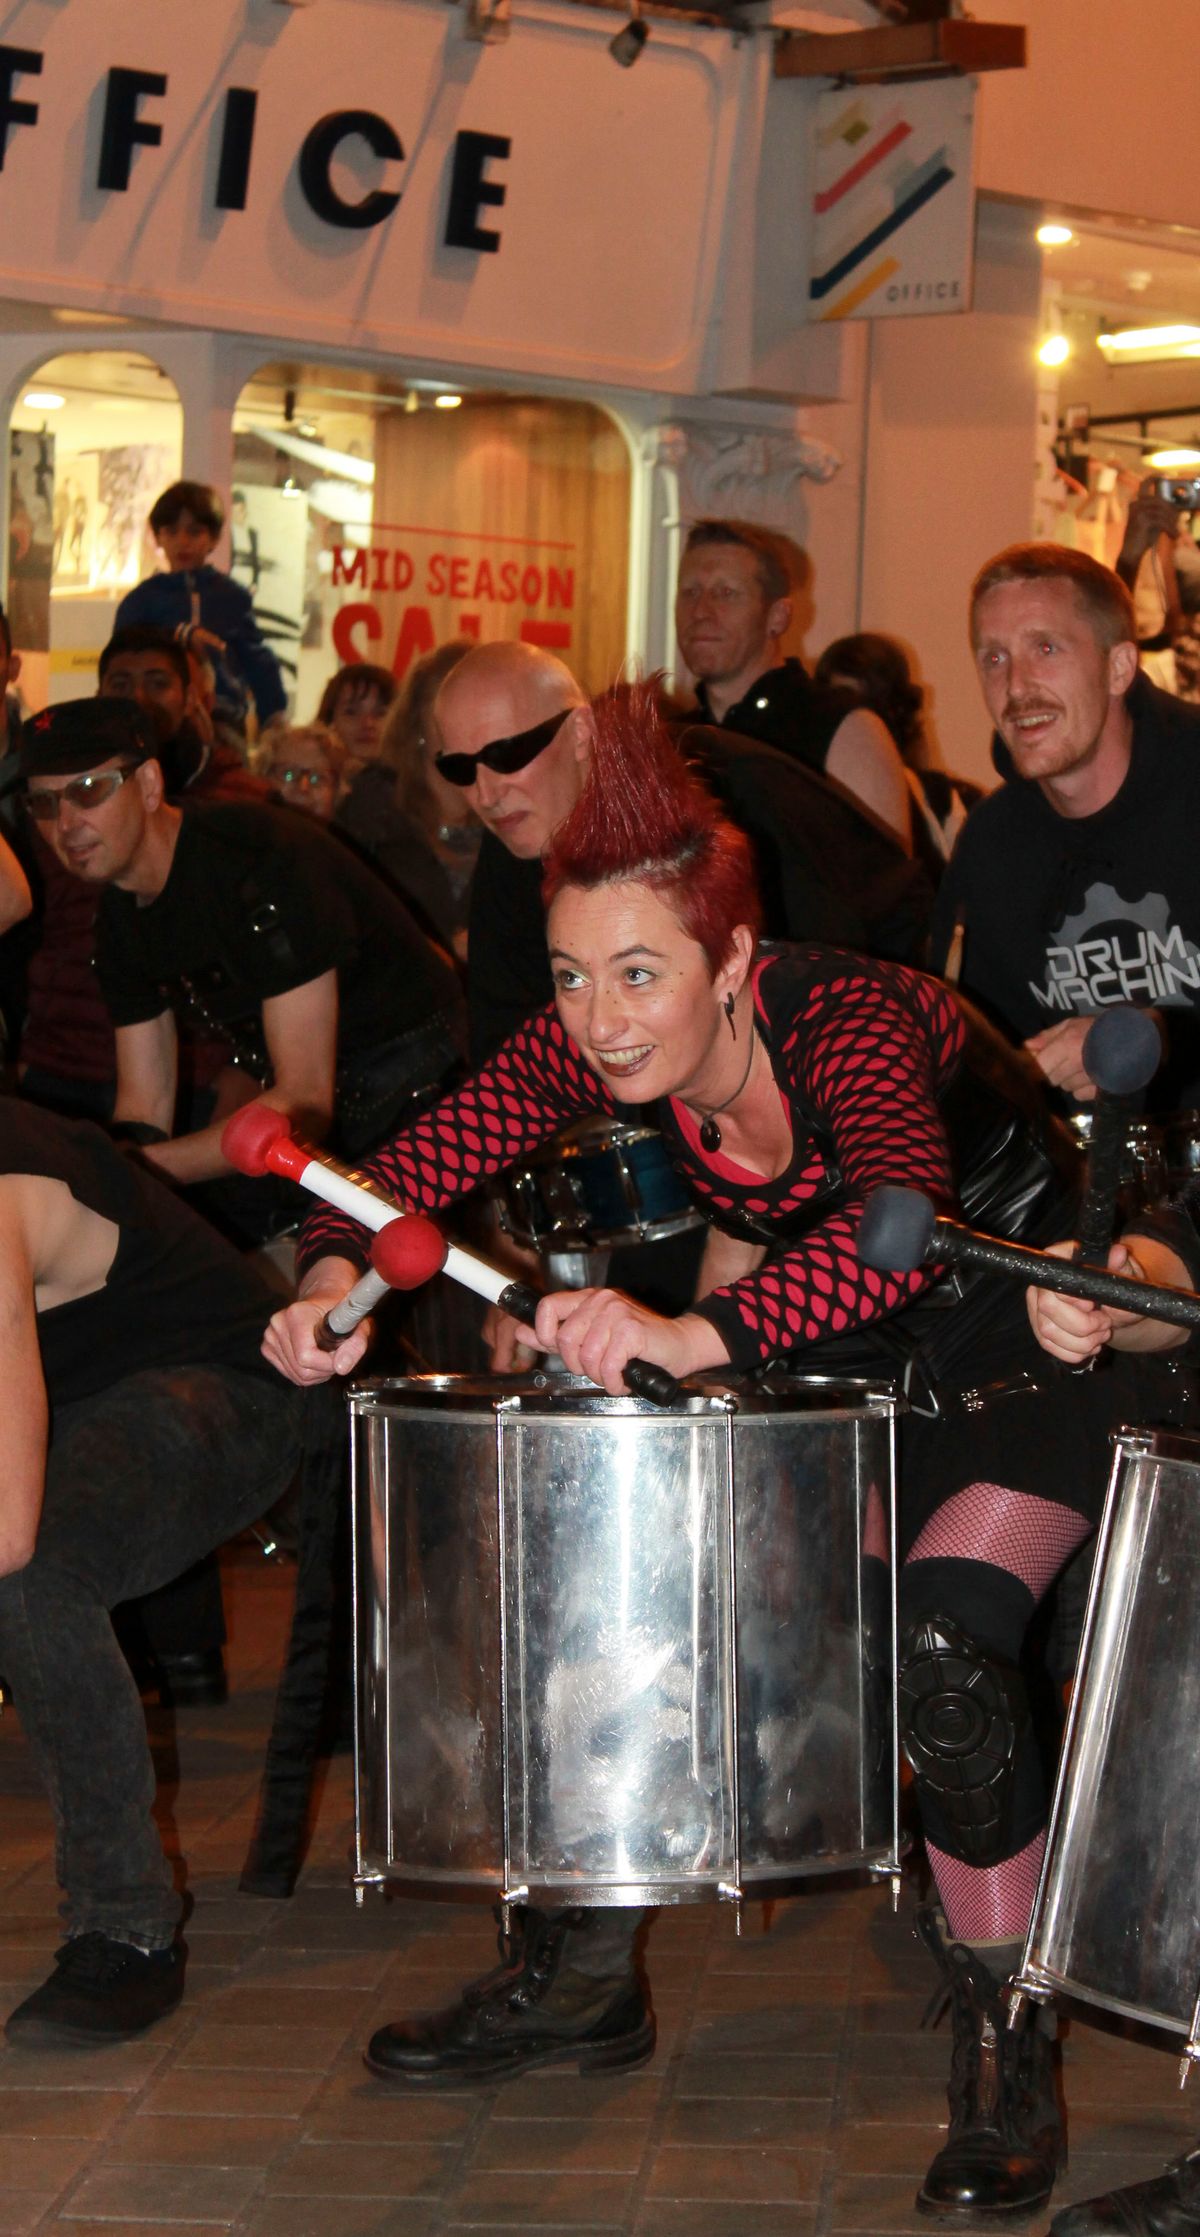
[19,697,159,780]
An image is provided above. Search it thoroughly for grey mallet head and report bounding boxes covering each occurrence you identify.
[1081,1005,1162,1097]
[856,1185,938,1273]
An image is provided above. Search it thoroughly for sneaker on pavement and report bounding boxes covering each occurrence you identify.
[4,1933,185,2048]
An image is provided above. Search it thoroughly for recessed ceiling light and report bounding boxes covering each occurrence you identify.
[434,392,463,410]
[1037,224,1074,248]
[22,390,64,410]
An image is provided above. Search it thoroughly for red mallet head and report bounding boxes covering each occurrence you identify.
[222,1102,294,1178]
[370,1216,448,1293]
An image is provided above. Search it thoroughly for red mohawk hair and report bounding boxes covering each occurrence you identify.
[541,679,762,975]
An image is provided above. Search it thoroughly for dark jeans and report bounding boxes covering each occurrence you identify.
[0,1365,305,1948]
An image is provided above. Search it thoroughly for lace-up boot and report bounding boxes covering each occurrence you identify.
[1050,2145,1200,2234]
[5,1932,185,2047]
[365,1905,654,2087]
[915,1906,1063,2219]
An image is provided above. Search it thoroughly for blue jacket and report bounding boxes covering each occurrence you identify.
[115,565,288,725]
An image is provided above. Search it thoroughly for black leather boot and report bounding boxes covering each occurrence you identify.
[915,1907,1064,2220]
[364,1906,655,2087]
[1050,2147,1200,2234]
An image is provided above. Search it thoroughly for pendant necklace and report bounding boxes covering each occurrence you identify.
[691,1035,757,1154]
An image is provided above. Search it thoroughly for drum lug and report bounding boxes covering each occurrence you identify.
[501,1886,530,1938]
[1006,1975,1052,2029]
[718,1881,744,1933]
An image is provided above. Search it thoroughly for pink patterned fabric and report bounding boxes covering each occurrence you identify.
[927,1832,1047,1943]
[906,1483,1091,1600]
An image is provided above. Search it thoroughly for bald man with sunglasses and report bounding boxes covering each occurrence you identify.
[438,644,932,1064]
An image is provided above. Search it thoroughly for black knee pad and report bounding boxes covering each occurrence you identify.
[898,1614,1030,1867]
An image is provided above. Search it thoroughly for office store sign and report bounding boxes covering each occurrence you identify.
[0,48,511,248]
[0,6,731,389]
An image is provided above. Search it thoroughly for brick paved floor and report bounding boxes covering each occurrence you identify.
[0,1542,1195,2235]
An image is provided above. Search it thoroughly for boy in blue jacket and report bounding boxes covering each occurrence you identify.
[116,481,288,734]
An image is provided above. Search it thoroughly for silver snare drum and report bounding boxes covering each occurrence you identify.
[1014,1427,1200,2065]
[498,1118,703,1253]
[351,1373,902,1907]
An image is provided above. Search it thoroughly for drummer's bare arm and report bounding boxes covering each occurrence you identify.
[694,1225,765,1299]
[139,974,339,1186]
[262,1253,370,1384]
[0,1189,48,1573]
[1027,1236,1192,1365]
[517,1288,729,1396]
[0,828,31,935]
[1025,1012,1165,1103]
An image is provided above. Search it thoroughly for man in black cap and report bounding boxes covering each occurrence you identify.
[18,698,465,1198]
[0,1094,310,2047]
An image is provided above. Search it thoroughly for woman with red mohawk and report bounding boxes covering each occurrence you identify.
[266,682,1191,2226]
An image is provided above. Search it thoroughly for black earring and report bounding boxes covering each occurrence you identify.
[724,992,736,1038]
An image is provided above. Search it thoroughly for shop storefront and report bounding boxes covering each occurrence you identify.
[6,0,1198,777]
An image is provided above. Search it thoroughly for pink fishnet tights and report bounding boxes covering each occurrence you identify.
[906,1483,1091,1600]
[926,1831,1047,1944]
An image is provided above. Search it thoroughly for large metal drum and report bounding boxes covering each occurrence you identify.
[351,1372,901,1908]
[1014,1427,1200,2067]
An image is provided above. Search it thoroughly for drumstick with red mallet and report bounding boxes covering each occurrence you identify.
[221,1103,684,1404]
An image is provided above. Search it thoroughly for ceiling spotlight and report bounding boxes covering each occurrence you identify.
[1038,334,1071,369]
[434,392,463,411]
[1036,224,1074,248]
[610,2,648,67]
[23,390,64,410]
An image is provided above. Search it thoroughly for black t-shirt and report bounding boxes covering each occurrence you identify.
[0,1098,277,1403]
[696,658,859,776]
[931,674,1200,1112]
[96,801,461,1069]
[466,720,932,1062]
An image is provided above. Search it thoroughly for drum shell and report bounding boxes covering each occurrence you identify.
[1018,1428,1200,2041]
[351,1373,900,1906]
[499,1118,703,1252]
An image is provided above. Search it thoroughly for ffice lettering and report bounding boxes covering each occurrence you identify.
[0,45,41,172]
[0,44,510,247]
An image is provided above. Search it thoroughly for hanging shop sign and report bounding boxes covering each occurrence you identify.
[808,78,976,322]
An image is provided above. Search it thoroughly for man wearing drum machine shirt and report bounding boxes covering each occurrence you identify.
[931,543,1200,1118]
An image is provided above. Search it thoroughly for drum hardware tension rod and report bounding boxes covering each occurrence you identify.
[222,1103,686,1405]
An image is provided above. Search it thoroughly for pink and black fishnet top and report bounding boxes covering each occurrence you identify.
[298,945,964,1371]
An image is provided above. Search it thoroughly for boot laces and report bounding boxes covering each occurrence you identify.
[56,1933,145,1986]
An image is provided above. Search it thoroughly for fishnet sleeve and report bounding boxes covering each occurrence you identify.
[297,1006,614,1273]
[696,966,963,1369]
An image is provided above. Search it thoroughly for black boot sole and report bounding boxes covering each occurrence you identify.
[363,2014,657,2089]
[916,2179,1057,2222]
[5,1996,184,2050]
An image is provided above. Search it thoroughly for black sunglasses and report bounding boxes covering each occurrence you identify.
[434,707,573,789]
